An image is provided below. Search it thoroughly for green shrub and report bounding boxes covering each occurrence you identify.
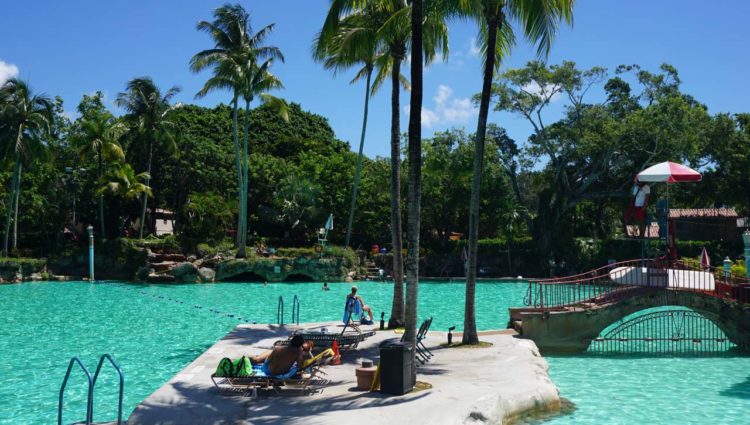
[132,235,181,253]
[731,260,747,276]
[196,239,237,257]
[274,245,358,267]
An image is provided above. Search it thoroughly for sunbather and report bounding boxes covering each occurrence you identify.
[250,335,313,375]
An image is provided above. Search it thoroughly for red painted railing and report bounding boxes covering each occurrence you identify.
[524,258,750,309]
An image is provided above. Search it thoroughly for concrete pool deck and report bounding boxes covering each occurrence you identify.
[127,323,560,425]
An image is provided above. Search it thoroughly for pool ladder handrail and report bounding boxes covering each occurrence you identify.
[92,354,125,425]
[277,296,284,325]
[292,295,300,325]
[59,357,93,425]
[58,354,125,425]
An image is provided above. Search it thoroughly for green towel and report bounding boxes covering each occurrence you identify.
[215,357,234,377]
[232,356,254,377]
[215,356,255,377]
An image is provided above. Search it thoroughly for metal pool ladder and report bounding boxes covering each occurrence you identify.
[292,295,300,325]
[277,296,285,325]
[276,295,301,325]
[58,354,124,425]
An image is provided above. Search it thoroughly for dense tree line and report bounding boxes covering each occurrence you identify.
[2,61,748,264]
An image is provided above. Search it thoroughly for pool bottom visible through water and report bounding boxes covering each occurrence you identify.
[0,280,748,425]
[0,280,525,424]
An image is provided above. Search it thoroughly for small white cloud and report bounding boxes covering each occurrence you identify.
[416,84,478,128]
[469,37,481,57]
[521,81,562,102]
[0,60,19,85]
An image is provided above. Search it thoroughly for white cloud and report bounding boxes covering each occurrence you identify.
[469,37,481,57]
[0,60,19,85]
[521,81,562,102]
[406,84,478,129]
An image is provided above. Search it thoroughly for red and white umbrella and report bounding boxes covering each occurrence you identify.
[636,161,702,183]
[700,247,710,269]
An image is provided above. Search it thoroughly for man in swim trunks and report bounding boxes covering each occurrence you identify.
[347,286,374,321]
[251,335,311,375]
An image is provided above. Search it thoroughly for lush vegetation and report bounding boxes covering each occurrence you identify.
[3,2,750,345]
[1,62,748,264]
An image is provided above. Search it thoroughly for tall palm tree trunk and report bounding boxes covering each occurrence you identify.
[98,150,106,240]
[231,98,244,248]
[3,157,20,256]
[464,13,501,345]
[139,138,154,239]
[389,49,405,329]
[345,67,373,249]
[404,0,423,351]
[12,163,22,250]
[237,99,251,258]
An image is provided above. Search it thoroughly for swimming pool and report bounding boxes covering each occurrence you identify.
[1,280,748,424]
[0,280,525,424]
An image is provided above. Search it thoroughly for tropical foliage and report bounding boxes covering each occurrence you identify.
[3,5,750,349]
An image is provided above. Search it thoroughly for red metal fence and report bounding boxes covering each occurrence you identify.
[524,258,750,309]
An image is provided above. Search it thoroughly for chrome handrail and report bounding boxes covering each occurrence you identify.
[92,354,125,425]
[59,357,93,425]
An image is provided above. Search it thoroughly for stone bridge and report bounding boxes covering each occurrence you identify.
[509,259,750,353]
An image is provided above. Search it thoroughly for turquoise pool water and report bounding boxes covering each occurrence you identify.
[1,280,748,424]
[544,353,750,425]
[0,280,525,424]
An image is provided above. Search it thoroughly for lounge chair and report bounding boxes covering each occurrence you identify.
[211,349,335,396]
[276,326,376,354]
[343,296,373,326]
[401,317,433,364]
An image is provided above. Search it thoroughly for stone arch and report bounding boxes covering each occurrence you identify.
[518,289,750,353]
[221,271,267,282]
[283,273,315,282]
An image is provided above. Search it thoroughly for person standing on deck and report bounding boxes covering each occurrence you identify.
[625,182,651,237]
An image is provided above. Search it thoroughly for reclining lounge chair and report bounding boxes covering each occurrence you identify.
[211,348,335,396]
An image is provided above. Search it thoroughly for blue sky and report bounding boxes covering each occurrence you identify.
[1,0,748,159]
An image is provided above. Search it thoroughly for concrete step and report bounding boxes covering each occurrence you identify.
[150,253,187,262]
[150,261,178,273]
[147,273,175,283]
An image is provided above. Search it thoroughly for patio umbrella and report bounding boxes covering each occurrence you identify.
[700,247,710,270]
[636,161,702,183]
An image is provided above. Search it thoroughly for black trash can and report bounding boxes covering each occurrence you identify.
[379,342,414,395]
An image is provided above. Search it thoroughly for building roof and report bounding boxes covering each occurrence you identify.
[668,208,738,218]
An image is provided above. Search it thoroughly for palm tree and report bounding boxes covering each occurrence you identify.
[191,3,286,257]
[115,77,180,239]
[404,0,424,346]
[314,7,382,251]
[318,0,448,329]
[191,3,258,249]
[0,78,53,255]
[461,0,575,344]
[98,163,152,200]
[72,108,126,239]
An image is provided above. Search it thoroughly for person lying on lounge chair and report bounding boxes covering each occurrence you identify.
[250,335,313,375]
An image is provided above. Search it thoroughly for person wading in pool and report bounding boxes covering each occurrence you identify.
[346,286,374,322]
[250,335,312,375]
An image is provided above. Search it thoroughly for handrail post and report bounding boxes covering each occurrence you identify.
[92,354,125,425]
[277,296,284,325]
[291,295,300,325]
[59,357,93,425]
[539,285,544,309]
